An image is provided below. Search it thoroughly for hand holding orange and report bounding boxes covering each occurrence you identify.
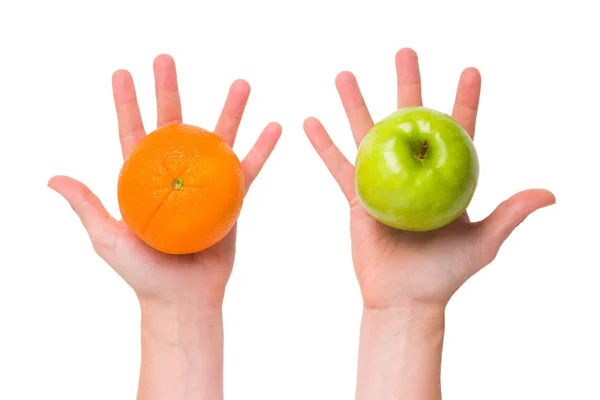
[48,53,281,313]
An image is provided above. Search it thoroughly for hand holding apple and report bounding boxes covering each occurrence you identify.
[304,48,555,312]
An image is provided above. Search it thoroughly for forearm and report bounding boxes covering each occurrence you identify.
[137,303,224,400]
[355,306,445,400]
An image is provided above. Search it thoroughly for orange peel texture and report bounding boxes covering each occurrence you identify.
[118,123,245,254]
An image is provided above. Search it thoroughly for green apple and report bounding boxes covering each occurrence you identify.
[355,106,479,231]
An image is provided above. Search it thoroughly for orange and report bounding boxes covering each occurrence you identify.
[117,123,245,254]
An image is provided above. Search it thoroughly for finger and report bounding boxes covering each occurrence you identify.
[241,122,282,192]
[303,117,356,202]
[395,48,423,108]
[214,79,251,147]
[48,176,118,255]
[335,72,374,147]
[481,189,556,256]
[112,70,145,159]
[153,54,182,127]
[452,67,481,140]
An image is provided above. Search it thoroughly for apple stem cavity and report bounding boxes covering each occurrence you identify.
[416,140,429,160]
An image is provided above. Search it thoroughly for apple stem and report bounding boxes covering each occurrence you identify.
[417,140,429,159]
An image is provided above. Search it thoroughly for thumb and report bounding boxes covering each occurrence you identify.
[48,175,117,255]
[481,189,556,255]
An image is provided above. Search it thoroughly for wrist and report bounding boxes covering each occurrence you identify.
[137,301,224,400]
[136,285,226,312]
[360,305,445,349]
[356,305,445,400]
[363,303,446,325]
[140,301,223,343]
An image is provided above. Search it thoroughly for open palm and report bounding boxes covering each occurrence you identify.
[304,48,554,310]
[49,55,281,307]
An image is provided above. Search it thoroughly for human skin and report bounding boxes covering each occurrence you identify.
[303,48,555,400]
[49,54,282,400]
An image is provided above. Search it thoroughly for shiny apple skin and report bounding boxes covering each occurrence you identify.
[355,107,479,231]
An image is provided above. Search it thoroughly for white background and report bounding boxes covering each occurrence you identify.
[1,0,599,399]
